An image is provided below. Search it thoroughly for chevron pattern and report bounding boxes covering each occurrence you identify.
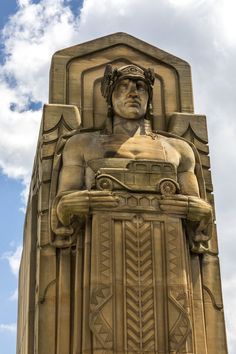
[89,216,113,349]
[169,290,192,352]
[166,222,193,352]
[99,217,111,281]
[124,216,156,351]
[90,286,113,349]
[167,224,180,281]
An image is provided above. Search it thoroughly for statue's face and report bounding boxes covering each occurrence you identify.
[112,78,149,119]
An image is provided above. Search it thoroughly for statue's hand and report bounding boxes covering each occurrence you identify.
[57,190,119,226]
[159,195,212,248]
[187,196,212,223]
[159,194,211,221]
[159,194,189,217]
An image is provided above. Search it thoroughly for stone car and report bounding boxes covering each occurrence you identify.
[95,159,180,195]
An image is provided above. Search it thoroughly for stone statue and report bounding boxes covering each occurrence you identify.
[49,64,213,352]
[16,33,228,354]
[52,64,212,253]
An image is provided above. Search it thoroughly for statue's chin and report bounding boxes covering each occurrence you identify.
[116,108,145,120]
[122,114,143,120]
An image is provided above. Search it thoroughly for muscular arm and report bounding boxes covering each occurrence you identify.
[159,139,212,252]
[52,134,118,234]
[57,135,85,194]
[160,139,211,216]
[176,140,200,197]
[50,135,87,235]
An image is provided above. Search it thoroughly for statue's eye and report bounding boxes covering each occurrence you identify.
[118,83,128,92]
[137,81,147,92]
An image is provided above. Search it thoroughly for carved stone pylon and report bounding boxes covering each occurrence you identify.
[16,33,227,354]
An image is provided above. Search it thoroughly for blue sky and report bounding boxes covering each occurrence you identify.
[0,6,24,354]
[0,1,17,26]
[0,175,23,354]
[0,0,236,353]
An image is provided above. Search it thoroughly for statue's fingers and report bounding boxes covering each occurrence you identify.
[54,226,74,236]
[69,199,89,208]
[90,190,113,197]
[91,200,118,205]
[188,207,211,220]
[92,202,119,209]
[159,200,188,207]
[90,195,119,203]
[189,199,211,210]
[59,195,89,208]
[161,195,188,201]
[66,199,89,214]
[159,205,187,211]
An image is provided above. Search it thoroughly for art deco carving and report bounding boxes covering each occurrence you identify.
[17,33,227,354]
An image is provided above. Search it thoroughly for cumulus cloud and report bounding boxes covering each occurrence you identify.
[0,323,17,333]
[0,0,235,350]
[2,0,80,103]
[0,0,82,200]
[17,0,32,7]
[2,245,23,277]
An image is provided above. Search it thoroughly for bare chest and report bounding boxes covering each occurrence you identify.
[99,135,179,164]
[84,134,180,169]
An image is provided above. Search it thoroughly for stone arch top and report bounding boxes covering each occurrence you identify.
[49,32,194,130]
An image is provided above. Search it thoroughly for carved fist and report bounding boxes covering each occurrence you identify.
[57,190,119,227]
[159,194,212,222]
[159,194,189,217]
[159,194,212,252]
[187,196,212,223]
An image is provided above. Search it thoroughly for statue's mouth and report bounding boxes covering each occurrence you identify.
[125,99,141,107]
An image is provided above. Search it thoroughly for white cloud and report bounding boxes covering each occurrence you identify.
[17,0,32,7]
[0,0,83,202]
[215,0,236,46]
[2,0,79,103]
[0,323,17,333]
[168,0,210,7]
[2,245,23,277]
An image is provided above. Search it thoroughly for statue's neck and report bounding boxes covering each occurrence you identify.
[112,115,145,136]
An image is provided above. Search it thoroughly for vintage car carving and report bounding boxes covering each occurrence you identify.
[95,160,180,195]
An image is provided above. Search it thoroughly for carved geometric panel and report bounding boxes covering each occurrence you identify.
[123,216,156,351]
[90,209,196,353]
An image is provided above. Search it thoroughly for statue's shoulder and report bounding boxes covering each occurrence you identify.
[156,131,194,157]
[164,135,190,150]
[64,129,101,147]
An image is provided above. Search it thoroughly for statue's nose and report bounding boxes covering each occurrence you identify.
[128,82,138,96]
[129,91,138,97]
